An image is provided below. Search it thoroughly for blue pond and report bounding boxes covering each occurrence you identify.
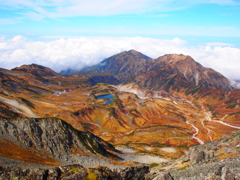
[105,100,112,105]
[96,94,114,99]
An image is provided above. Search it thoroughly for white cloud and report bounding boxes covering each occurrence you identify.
[0,35,240,80]
[205,42,234,47]
[1,0,240,19]
[0,18,18,24]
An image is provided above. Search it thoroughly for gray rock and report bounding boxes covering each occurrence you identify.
[152,172,174,180]
[0,117,120,166]
[0,164,149,180]
[190,150,205,166]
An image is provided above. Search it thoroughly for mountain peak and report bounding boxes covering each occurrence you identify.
[81,50,231,91]
[12,64,57,76]
[80,50,153,81]
[125,49,151,59]
[158,54,202,71]
[136,53,232,91]
[158,54,193,64]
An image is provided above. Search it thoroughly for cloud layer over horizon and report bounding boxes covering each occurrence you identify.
[0,35,239,80]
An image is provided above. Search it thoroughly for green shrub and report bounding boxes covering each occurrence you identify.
[149,163,159,168]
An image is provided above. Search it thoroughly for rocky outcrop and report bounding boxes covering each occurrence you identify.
[134,54,232,91]
[0,117,120,166]
[148,131,240,180]
[0,164,149,180]
[0,117,151,179]
[189,131,240,166]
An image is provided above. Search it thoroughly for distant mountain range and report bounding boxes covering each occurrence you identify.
[68,50,232,91]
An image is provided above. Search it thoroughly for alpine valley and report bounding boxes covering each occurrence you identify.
[0,50,239,179]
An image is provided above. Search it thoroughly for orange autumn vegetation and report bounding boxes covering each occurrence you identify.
[0,138,59,166]
[1,65,240,161]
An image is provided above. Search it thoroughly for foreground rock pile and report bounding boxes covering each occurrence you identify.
[0,164,149,180]
[147,131,240,180]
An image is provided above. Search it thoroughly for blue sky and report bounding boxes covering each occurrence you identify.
[1,0,240,42]
[0,0,240,80]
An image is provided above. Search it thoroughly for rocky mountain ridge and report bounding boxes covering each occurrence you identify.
[80,50,152,82]
[12,63,58,77]
[0,117,151,179]
[0,117,120,167]
[80,50,232,91]
[135,54,232,91]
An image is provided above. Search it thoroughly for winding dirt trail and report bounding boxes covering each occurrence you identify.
[210,120,240,129]
[186,120,204,145]
[203,107,240,129]
[201,120,213,141]
[205,111,240,129]
[198,111,213,141]
[185,105,240,145]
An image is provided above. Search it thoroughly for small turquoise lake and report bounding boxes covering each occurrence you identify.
[96,94,114,105]
[105,99,112,105]
[96,94,114,99]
